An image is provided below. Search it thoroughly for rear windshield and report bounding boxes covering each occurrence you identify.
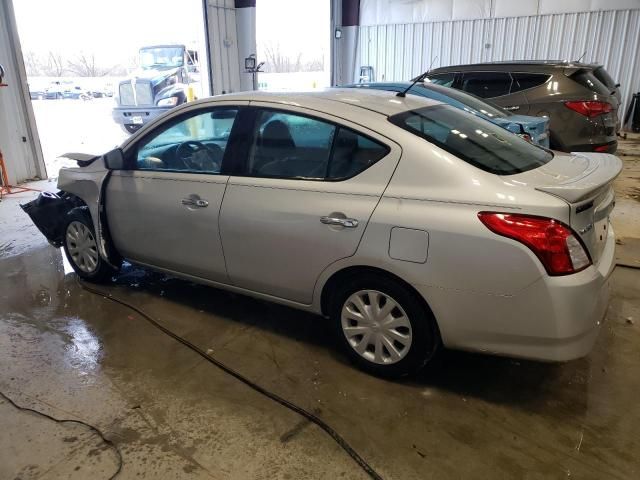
[418,82,509,119]
[571,70,611,96]
[593,66,617,89]
[389,105,553,175]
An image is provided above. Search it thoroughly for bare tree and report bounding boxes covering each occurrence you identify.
[262,42,303,73]
[44,51,66,77]
[67,53,113,77]
[23,51,43,76]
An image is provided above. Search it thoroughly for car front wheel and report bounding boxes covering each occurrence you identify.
[330,273,439,378]
[62,208,117,282]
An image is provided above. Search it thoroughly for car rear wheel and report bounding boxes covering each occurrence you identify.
[62,208,117,282]
[330,273,439,378]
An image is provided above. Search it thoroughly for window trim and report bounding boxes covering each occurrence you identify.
[126,105,245,174]
[233,106,391,182]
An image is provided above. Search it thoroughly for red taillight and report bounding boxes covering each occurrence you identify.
[564,101,612,118]
[593,144,610,152]
[478,213,592,276]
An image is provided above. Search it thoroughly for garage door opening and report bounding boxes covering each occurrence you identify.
[13,0,209,178]
[257,0,330,91]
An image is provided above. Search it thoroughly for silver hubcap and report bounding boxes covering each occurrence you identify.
[341,290,412,365]
[66,221,99,273]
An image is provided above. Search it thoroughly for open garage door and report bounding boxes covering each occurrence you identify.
[12,0,210,179]
[0,0,46,186]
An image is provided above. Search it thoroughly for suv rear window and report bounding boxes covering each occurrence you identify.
[511,73,550,93]
[593,66,617,90]
[571,70,611,96]
[389,105,553,175]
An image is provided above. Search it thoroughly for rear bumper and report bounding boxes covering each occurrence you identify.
[111,106,172,126]
[415,225,616,362]
[569,140,617,154]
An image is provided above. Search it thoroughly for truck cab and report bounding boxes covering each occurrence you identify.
[112,44,199,134]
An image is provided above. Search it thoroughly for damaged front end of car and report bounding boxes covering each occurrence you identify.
[20,150,123,269]
[21,190,87,247]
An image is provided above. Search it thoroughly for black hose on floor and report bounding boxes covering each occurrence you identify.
[616,263,640,270]
[78,280,385,480]
[0,390,123,479]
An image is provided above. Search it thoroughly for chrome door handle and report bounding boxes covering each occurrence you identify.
[181,198,209,208]
[320,216,359,228]
[504,105,520,111]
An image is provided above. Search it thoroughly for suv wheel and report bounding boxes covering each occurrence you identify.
[330,273,439,378]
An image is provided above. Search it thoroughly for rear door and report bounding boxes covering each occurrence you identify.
[219,105,400,304]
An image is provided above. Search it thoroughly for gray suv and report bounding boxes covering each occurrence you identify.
[426,61,619,153]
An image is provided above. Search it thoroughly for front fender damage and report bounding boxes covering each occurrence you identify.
[20,153,121,268]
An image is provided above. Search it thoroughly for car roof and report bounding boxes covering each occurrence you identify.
[429,61,598,73]
[197,88,443,117]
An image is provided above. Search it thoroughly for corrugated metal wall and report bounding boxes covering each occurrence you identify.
[358,8,640,121]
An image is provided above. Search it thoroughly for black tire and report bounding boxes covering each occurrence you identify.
[329,272,440,378]
[122,124,142,134]
[62,208,118,283]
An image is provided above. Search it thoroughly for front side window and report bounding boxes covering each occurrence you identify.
[136,108,238,173]
[247,109,389,180]
[460,72,512,98]
[389,105,553,175]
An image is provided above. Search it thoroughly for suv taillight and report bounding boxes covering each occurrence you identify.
[478,213,591,276]
[564,101,612,117]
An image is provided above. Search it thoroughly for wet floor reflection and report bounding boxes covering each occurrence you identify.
[2,242,639,480]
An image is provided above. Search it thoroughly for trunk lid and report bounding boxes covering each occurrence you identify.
[505,151,622,263]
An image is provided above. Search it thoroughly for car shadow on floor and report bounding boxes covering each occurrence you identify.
[101,262,589,413]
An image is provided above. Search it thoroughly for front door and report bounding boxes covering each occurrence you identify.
[219,105,400,304]
[106,104,244,283]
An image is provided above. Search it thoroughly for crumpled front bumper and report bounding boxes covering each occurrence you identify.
[20,192,70,247]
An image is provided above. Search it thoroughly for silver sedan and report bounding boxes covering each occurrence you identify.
[23,89,621,377]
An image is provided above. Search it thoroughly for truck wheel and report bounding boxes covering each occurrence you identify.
[121,124,142,134]
[62,208,118,283]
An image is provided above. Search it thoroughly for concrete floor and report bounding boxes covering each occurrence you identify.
[1,139,640,480]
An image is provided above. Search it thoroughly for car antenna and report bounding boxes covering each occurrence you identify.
[396,56,438,98]
[575,51,587,63]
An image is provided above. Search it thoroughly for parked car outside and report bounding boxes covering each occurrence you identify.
[344,81,550,147]
[22,89,620,378]
[425,61,619,153]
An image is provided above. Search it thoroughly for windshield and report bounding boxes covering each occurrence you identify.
[417,82,509,119]
[389,105,553,175]
[139,47,184,69]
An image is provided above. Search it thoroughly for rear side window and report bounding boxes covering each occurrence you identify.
[426,73,456,87]
[328,129,389,179]
[571,70,611,96]
[460,72,512,98]
[511,73,550,93]
[389,105,553,175]
[247,109,389,180]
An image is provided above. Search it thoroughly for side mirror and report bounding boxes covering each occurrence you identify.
[0,64,6,85]
[103,148,125,170]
